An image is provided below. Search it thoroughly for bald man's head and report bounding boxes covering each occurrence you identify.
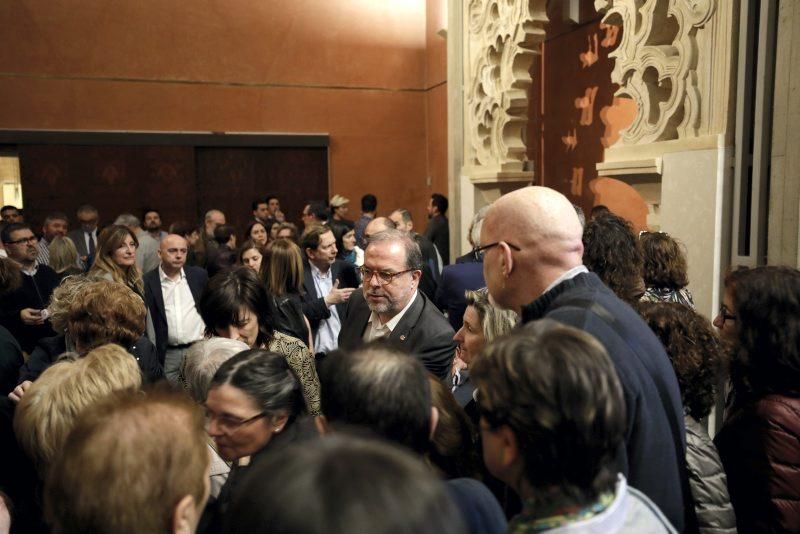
[158,234,189,276]
[481,187,585,312]
[364,217,397,244]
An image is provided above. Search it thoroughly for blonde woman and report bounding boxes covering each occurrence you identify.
[48,236,83,279]
[88,225,144,299]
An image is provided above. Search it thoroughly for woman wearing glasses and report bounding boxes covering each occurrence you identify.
[198,267,320,416]
[202,349,316,532]
[713,266,800,532]
[88,225,144,299]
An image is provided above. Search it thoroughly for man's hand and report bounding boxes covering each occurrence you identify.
[8,380,32,403]
[20,308,44,326]
[324,279,355,307]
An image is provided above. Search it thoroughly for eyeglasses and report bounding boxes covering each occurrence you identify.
[472,241,521,260]
[204,407,267,435]
[718,305,737,325]
[359,266,416,285]
[5,235,38,245]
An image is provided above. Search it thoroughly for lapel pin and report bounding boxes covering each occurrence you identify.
[399,334,406,341]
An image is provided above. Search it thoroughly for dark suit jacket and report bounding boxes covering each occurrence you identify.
[435,261,485,331]
[338,290,456,380]
[67,228,94,259]
[301,260,359,335]
[143,266,208,363]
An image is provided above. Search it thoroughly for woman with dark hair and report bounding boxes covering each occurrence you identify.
[471,320,675,531]
[264,239,312,349]
[88,225,143,298]
[713,266,800,532]
[244,221,268,248]
[426,375,480,480]
[265,218,280,242]
[582,213,645,304]
[170,221,201,266]
[198,267,320,415]
[332,224,358,264]
[639,232,695,308]
[236,239,267,275]
[202,349,315,532]
[638,301,735,533]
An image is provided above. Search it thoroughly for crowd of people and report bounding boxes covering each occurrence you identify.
[0,185,798,533]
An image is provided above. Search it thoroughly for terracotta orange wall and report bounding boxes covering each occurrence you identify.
[0,0,446,227]
[425,0,448,217]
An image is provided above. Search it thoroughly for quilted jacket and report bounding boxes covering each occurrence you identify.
[684,415,736,533]
[715,394,800,532]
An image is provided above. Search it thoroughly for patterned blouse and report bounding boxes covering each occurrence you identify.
[640,287,695,309]
[267,331,322,416]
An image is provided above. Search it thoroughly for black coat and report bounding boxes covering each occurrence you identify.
[300,260,359,335]
[338,290,455,380]
[143,266,208,363]
[521,272,689,532]
[0,265,60,353]
[18,333,163,384]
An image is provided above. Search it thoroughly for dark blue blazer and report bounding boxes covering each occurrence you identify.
[435,261,485,331]
[143,265,208,363]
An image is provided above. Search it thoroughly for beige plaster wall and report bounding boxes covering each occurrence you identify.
[768,0,800,266]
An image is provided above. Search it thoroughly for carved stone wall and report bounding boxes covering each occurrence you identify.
[595,0,716,145]
[463,0,548,177]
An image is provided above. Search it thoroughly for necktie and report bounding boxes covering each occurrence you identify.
[87,232,96,256]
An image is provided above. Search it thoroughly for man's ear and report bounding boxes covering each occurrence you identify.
[497,424,519,473]
[500,242,515,277]
[171,494,197,534]
[314,415,330,436]
[429,406,439,440]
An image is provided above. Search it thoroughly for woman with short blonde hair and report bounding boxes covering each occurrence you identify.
[48,236,82,278]
[13,344,142,474]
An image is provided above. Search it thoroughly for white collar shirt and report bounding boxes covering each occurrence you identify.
[159,266,205,345]
[363,290,418,342]
[310,262,340,353]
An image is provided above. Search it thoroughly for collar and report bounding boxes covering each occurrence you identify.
[20,261,39,276]
[159,265,185,282]
[521,271,604,323]
[309,261,332,278]
[367,290,418,331]
[542,265,589,295]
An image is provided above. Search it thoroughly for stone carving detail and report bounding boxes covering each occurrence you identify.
[465,0,547,173]
[595,0,715,145]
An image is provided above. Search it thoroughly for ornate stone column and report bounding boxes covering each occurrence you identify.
[593,0,738,321]
[450,0,547,253]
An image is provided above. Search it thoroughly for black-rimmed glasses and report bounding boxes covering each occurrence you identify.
[204,408,267,434]
[472,241,521,260]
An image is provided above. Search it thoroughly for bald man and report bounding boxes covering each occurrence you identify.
[480,186,689,531]
[143,234,209,382]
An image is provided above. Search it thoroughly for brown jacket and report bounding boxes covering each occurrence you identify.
[715,394,800,532]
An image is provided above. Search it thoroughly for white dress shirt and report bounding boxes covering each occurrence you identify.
[310,262,341,353]
[363,290,418,342]
[83,229,97,254]
[159,266,205,345]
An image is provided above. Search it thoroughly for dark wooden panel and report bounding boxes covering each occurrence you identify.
[18,144,197,230]
[195,147,328,236]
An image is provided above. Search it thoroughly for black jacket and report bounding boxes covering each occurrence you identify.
[338,290,455,380]
[0,264,60,353]
[143,266,208,363]
[18,333,163,384]
[300,259,359,335]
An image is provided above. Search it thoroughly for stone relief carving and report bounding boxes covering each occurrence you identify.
[595,0,715,145]
[464,0,547,173]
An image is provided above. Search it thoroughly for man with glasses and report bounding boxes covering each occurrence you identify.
[338,228,455,380]
[480,186,689,532]
[0,223,59,353]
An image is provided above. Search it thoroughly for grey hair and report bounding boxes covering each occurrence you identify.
[113,213,140,228]
[574,204,586,229]
[182,338,250,403]
[365,229,423,271]
[468,205,491,248]
[392,208,413,224]
[465,287,518,341]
